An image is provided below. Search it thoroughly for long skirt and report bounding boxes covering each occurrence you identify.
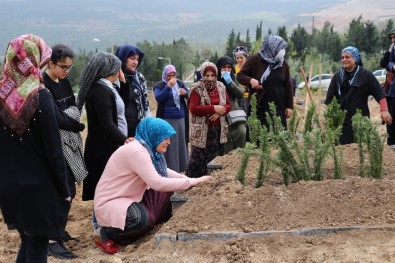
[101,189,173,246]
[164,118,189,172]
[185,125,224,178]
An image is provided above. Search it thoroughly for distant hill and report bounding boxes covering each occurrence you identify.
[0,0,393,54]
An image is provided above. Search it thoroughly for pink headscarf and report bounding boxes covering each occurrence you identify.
[0,34,52,135]
[161,64,176,82]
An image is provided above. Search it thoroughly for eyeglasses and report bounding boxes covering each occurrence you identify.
[55,64,73,72]
[390,35,395,39]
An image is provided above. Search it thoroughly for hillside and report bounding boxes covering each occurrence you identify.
[0,0,392,54]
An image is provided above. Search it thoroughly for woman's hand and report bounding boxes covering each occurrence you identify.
[209,113,221,122]
[197,175,212,183]
[125,137,135,144]
[285,108,293,119]
[65,196,71,202]
[179,88,186,96]
[214,105,226,115]
[381,110,392,125]
[119,69,126,83]
[167,77,176,88]
[250,78,263,90]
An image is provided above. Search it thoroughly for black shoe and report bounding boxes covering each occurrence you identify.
[62,230,80,243]
[48,241,77,260]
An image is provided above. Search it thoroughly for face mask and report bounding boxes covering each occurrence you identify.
[275,49,286,61]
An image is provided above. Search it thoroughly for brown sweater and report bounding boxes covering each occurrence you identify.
[236,54,294,110]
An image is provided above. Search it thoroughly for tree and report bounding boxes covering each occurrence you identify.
[380,19,394,50]
[290,24,311,62]
[277,26,289,43]
[245,28,252,53]
[345,15,364,48]
[255,21,262,41]
[315,21,342,61]
[362,20,380,54]
[225,29,236,58]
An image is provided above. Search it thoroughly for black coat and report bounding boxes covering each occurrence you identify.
[82,82,127,201]
[0,89,70,238]
[325,67,386,144]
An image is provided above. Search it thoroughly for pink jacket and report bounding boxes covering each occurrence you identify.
[94,140,199,229]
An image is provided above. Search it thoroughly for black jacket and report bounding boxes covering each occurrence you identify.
[0,89,70,238]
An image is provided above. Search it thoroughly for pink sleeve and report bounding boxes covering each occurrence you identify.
[129,145,194,192]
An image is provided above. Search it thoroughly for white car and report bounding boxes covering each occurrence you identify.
[298,74,332,90]
[373,69,386,84]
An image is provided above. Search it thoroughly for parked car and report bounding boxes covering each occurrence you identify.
[373,69,386,84]
[297,74,332,91]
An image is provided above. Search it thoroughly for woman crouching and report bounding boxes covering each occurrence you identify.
[93,117,211,254]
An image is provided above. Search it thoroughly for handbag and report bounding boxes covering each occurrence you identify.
[226,109,247,126]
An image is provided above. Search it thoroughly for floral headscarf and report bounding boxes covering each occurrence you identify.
[199,62,218,91]
[135,117,176,177]
[258,35,288,84]
[0,34,52,136]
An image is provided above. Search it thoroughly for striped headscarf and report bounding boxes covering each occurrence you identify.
[0,34,52,135]
[77,52,121,110]
[135,117,176,177]
[258,35,288,84]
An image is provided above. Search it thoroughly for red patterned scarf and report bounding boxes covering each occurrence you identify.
[0,34,51,135]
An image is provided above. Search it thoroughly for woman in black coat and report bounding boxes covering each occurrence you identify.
[77,52,131,201]
[0,34,71,263]
[324,46,392,144]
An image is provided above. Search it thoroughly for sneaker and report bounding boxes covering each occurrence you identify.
[62,231,80,243]
[48,241,77,260]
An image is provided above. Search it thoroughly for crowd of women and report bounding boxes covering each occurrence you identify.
[0,32,394,262]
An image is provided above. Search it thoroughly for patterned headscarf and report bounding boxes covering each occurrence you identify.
[162,64,180,109]
[201,62,218,91]
[258,35,288,84]
[135,117,176,177]
[0,34,52,136]
[340,46,362,86]
[77,51,121,110]
[341,46,362,66]
[232,45,249,59]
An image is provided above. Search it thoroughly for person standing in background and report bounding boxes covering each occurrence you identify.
[186,62,231,178]
[216,56,246,153]
[0,34,71,263]
[381,27,395,148]
[115,45,151,137]
[237,35,293,130]
[154,64,189,172]
[233,44,250,114]
[77,52,132,202]
[325,46,392,144]
[44,43,86,259]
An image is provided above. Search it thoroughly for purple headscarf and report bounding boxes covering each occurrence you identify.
[162,64,177,82]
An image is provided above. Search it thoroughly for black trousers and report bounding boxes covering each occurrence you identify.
[386,97,395,145]
[16,229,49,263]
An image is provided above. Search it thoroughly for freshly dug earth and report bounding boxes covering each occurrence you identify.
[1,94,395,262]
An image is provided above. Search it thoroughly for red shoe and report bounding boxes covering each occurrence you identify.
[94,237,121,254]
